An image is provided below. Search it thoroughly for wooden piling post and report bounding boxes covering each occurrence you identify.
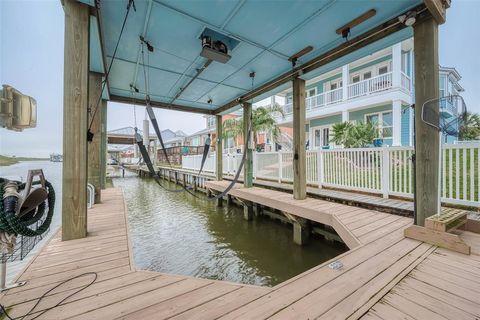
[216,115,223,181]
[87,72,103,203]
[243,201,254,220]
[293,218,310,245]
[292,77,306,200]
[243,102,253,188]
[413,15,440,226]
[100,100,107,189]
[253,203,261,216]
[192,175,197,192]
[62,0,89,241]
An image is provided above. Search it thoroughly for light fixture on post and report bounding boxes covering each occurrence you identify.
[398,11,417,26]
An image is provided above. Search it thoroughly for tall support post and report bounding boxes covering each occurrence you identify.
[87,72,103,204]
[216,115,223,181]
[100,100,107,189]
[413,15,440,226]
[62,0,89,240]
[243,102,253,188]
[292,77,306,200]
[392,42,402,88]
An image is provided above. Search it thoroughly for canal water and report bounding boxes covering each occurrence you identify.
[0,162,347,287]
[113,171,346,286]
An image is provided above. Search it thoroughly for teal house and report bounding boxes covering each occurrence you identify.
[273,38,464,148]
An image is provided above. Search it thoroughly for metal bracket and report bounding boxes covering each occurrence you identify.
[18,169,48,217]
[0,260,27,293]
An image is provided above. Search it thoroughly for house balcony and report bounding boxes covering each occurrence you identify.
[276,71,412,124]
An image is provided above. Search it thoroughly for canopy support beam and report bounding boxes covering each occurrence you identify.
[100,100,108,189]
[413,14,440,226]
[62,0,89,240]
[216,115,223,181]
[243,102,253,188]
[292,77,306,200]
[88,72,103,204]
[110,95,213,115]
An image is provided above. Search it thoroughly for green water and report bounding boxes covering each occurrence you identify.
[112,172,347,287]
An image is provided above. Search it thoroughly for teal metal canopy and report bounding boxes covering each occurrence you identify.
[88,0,423,114]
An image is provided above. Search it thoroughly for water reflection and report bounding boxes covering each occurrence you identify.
[113,172,346,286]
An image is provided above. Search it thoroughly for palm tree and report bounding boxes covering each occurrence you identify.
[222,103,285,148]
[330,121,379,148]
[459,112,480,141]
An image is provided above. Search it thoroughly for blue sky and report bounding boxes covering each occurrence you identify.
[0,0,479,157]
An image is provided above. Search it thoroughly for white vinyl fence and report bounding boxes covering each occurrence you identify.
[182,143,480,207]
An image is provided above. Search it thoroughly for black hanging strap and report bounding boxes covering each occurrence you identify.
[145,105,172,167]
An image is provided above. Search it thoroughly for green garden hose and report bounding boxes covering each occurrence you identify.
[0,179,55,237]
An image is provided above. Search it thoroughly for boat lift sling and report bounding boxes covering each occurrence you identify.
[131,36,253,201]
[84,0,251,202]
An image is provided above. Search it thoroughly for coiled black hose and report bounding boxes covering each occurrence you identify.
[0,179,55,237]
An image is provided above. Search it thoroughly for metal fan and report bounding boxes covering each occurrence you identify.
[421,94,467,215]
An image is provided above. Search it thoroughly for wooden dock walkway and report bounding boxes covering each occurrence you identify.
[155,166,479,219]
[2,187,478,319]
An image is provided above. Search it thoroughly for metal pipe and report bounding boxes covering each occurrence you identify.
[0,260,6,290]
[170,59,212,105]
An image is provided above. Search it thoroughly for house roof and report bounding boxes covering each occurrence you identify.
[440,66,464,92]
[188,127,214,138]
[84,0,425,114]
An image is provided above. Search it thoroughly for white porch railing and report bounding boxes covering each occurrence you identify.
[182,143,480,207]
[282,87,343,115]
[347,72,393,99]
[279,71,414,117]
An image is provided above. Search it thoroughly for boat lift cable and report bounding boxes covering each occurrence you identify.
[140,42,173,169]
[136,37,253,201]
[136,41,201,197]
[87,0,136,140]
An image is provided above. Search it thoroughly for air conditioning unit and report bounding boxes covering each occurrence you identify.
[0,85,37,131]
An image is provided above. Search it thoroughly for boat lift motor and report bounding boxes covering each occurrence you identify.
[0,85,37,132]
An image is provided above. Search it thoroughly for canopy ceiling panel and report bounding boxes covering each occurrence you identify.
[96,0,423,113]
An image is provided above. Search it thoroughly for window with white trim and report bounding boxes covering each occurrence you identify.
[306,88,317,97]
[365,111,393,138]
[439,76,446,97]
[378,65,389,75]
[206,116,216,129]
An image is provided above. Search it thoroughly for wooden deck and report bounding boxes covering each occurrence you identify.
[1,187,479,319]
[156,166,478,218]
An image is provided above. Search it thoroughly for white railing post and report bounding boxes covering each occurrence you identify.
[381,148,390,198]
[317,149,323,188]
[342,64,349,101]
[278,152,283,183]
[253,151,257,179]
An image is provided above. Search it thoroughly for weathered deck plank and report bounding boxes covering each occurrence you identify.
[1,187,479,319]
